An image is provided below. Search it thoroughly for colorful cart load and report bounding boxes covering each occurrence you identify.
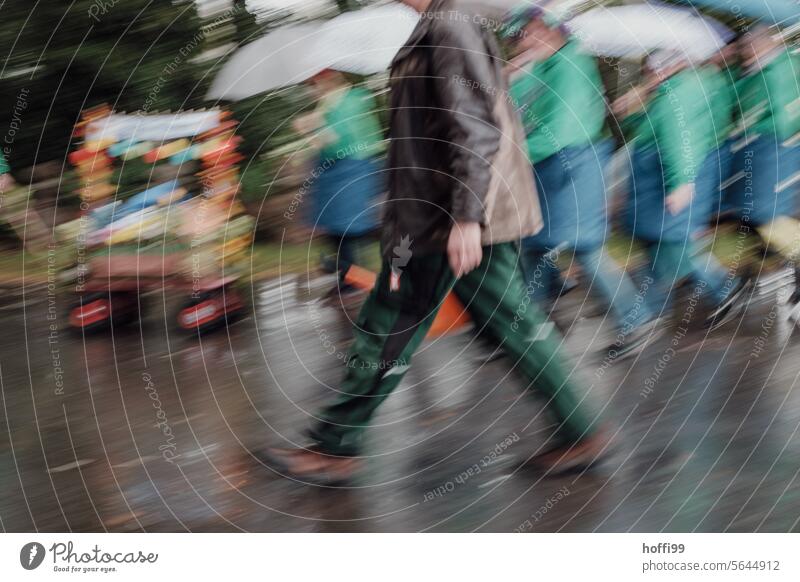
[59,107,254,334]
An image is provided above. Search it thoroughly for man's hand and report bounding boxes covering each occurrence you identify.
[666,183,694,216]
[611,85,648,118]
[447,222,483,277]
[0,173,15,194]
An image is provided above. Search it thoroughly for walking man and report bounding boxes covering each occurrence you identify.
[614,53,747,328]
[725,26,800,311]
[504,8,659,359]
[264,0,610,483]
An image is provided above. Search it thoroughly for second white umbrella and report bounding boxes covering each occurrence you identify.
[567,3,732,62]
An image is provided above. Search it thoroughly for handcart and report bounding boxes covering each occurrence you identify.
[59,105,254,334]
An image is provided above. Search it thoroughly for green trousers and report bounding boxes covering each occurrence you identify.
[309,242,598,455]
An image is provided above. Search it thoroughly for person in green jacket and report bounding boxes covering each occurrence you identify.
[727,26,800,258]
[0,150,22,216]
[725,26,800,316]
[699,41,742,219]
[504,7,659,360]
[0,151,14,193]
[614,52,747,328]
[705,43,741,151]
[294,70,385,278]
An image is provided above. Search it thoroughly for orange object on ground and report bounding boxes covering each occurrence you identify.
[341,264,377,290]
[342,265,471,339]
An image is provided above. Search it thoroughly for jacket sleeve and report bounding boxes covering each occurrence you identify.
[651,85,698,192]
[766,55,800,141]
[523,60,577,163]
[430,19,501,224]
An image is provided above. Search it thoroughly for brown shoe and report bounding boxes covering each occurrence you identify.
[530,428,613,475]
[256,446,361,485]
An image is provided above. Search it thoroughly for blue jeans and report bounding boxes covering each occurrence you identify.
[522,245,654,331]
[640,241,737,316]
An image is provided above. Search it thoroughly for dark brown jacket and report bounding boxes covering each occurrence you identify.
[381,0,541,256]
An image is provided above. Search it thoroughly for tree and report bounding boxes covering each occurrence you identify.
[231,0,262,46]
[0,1,204,170]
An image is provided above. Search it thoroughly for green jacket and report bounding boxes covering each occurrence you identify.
[701,64,739,148]
[510,40,606,164]
[624,68,715,191]
[734,49,800,142]
[320,86,384,161]
[0,151,9,175]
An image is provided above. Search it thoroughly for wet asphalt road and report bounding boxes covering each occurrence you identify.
[1,274,800,533]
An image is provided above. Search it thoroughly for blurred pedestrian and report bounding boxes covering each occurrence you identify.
[725,26,800,303]
[0,151,15,195]
[0,151,49,252]
[295,70,385,280]
[700,40,742,220]
[504,8,660,360]
[263,0,611,484]
[614,52,748,329]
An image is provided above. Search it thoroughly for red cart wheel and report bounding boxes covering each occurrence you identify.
[177,286,244,334]
[68,292,142,333]
[68,294,111,332]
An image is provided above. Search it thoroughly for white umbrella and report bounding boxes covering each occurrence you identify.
[207,4,419,100]
[313,3,420,75]
[566,4,732,62]
[206,23,323,101]
[677,0,800,26]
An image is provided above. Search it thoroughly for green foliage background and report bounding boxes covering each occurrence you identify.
[0,0,328,206]
[0,1,204,170]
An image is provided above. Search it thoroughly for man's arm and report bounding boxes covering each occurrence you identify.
[651,85,698,215]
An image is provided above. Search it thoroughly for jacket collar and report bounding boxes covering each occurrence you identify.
[392,0,451,66]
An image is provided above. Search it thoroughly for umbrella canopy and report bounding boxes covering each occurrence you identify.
[313,3,420,75]
[567,3,733,61]
[207,4,419,101]
[649,1,737,39]
[206,23,322,101]
[676,0,799,27]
